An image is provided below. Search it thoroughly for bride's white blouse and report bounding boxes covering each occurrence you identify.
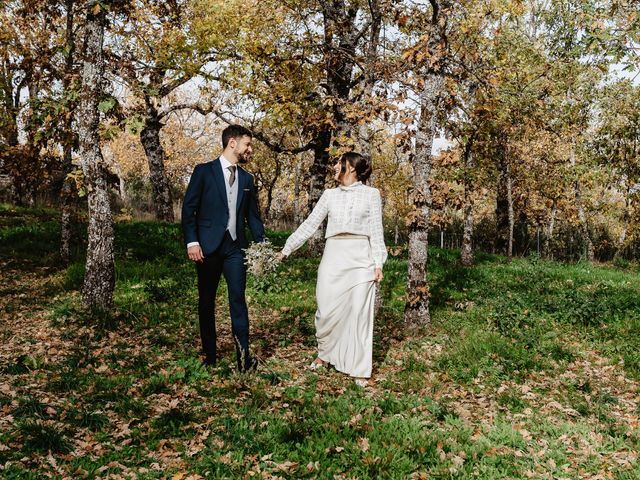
[282,182,388,268]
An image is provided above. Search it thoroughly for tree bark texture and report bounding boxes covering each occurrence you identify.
[404,73,443,326]
[77,1,114,311]
[311,0,360,192]
[570,151,594,262]
[615,178,630,259]
[460,143,474,266]
[544,198,557,258]
[507,167,514,260]
[307,127,332,253]
[60,0,76,263]
[141,105,174,223]
[293,160,302,225]
[495,155,510,255]
[256,156,281,221]
[323,0,358,147]
[357,0,382,156]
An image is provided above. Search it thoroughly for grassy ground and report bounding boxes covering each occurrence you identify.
[0,203,639,479]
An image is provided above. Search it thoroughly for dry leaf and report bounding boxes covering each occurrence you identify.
[358,437,370,452]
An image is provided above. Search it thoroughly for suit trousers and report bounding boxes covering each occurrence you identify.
[196,231,251,368]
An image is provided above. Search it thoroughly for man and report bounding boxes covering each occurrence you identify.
[182,125,265,372]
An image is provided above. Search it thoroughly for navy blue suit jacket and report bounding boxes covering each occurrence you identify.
[181,158,265,255]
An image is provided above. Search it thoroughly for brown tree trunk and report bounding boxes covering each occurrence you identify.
[495,154,510,255]
[293,159,302,225]
[141,104,174,222]
[323,0,358,151]
[544,198,557,258]
[307,127,332,252]
[615,177,630,259]
[260,157,281,221]
[303,1,361,251]
[507,163,514,260]
[60,0,76,263]
[571,150,594,262]
[77,1,114,311]
[1,57,23,205]
[404,73,443,326]
[460,142,474,266]
[357,0,382,157]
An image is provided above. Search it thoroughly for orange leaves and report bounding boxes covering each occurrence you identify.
[405,208,428,229]
[407,284,430,307]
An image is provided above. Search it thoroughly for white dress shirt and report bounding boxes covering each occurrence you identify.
[282,182,388,268]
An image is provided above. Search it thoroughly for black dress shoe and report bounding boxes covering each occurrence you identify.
[202,358,217,367]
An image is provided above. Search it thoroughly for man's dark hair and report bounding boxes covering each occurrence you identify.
[222,125,252,148]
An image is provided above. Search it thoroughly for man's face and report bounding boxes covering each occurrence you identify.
[232,135,253,163]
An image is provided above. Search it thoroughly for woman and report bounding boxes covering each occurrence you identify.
[279,152,387,387]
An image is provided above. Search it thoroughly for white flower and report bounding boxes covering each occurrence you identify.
[244,240,280,277]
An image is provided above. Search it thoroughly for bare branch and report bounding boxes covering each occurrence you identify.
[159,104,317,155]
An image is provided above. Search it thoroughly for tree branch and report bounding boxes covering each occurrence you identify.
[159,104,317,155]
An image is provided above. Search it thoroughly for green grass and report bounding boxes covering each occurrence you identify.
[1,206,639,479]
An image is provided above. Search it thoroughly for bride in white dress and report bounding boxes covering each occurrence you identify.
[279,153,387,387]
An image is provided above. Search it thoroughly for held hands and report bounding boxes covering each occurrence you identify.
[374,267,383,283]
[187,245,204,263]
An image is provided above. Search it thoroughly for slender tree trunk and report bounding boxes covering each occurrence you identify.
[263,161,281,221]
[24,81,40,207]
[307,127,332,252]
[2,69,21,205]
[140,104,174,222]
[77,1,114,311]
[516,209,529,255]
[60,154,74,262]
[404,73,443,326]
[357,0,382,157]
[60,0,76,263]
[266,157,282,221]
[615,180,630,259]
[507,165,514,260]
[495,155,510,255]
[544,198,557,258]
[460,143,474,266]
[571,150,594,262]
[293,159,302,225]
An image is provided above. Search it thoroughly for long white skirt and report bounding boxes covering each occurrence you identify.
[315,235,376,378]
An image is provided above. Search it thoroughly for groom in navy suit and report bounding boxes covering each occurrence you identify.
[182,125,265,372]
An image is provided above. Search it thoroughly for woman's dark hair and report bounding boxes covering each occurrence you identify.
[340,152,372,183]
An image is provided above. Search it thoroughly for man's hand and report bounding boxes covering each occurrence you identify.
[188,245,204,263]
[374,267,383,283]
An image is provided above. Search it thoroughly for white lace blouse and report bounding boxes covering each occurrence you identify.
[282,182,388,268]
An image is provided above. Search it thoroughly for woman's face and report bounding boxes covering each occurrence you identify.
[333,161,343,182]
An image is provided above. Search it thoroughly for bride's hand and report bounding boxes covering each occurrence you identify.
[374,267,383,283]
[276,251,285,263]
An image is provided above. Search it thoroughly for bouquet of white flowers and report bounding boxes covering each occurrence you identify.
[244,240,280,276]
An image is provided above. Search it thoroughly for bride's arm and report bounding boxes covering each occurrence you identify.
[281,190,330,257]
[370,189,388,269]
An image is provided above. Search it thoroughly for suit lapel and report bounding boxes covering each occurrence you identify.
[235,168,246,214]
[210,158,227,207]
